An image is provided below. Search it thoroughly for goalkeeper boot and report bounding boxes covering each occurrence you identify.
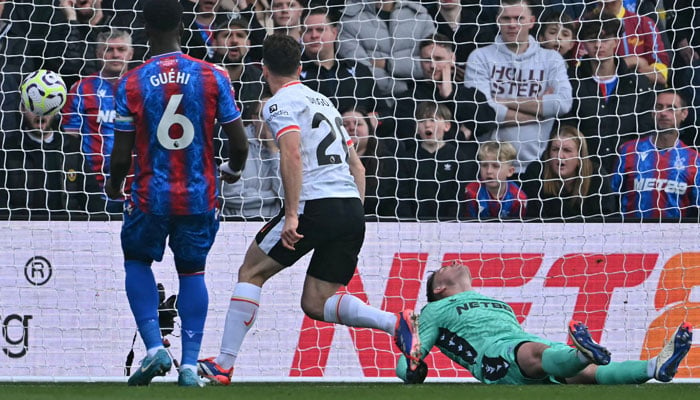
[127,348,172,386]
[394,309,422,370]
[197,357,234,385]
[654,322,693,382]
[178,367,207,387]
[568,321,611,365]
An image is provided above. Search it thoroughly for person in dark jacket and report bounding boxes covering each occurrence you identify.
[0,107,82,217]
[341,107,413,219]
[562,11,654,173]
[300,7,383,115]
[521,125,617,221]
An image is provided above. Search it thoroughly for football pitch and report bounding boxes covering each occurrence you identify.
[1,382,697,400]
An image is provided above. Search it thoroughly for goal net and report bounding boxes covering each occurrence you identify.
[0,0,698,382]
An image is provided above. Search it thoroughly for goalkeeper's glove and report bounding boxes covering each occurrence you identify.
[404,360,428,384]
[157,283,178,337]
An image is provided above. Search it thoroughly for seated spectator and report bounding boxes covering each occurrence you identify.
[521,125,617,221]
[465,0,572,174]
[182,0,234,59]
[536,8,578,65]
[0,107,82,217]
[300,7,379,116]
[593,0,670,87]
[395,34,494,154]
[341,106,412,219]
[208,17,265,119]
[61,29,134,214]
[50,0,112,89]
[612,89,700,220]
[0,1,24,133]
[423,0,498,73]
[338,0,436,97]
[270,0,305,40]
[220,94,282,219]
[463,141,527,220]
[237,0,274,62]
[563,11,654,173]
[664,0,699,73]
[401,101,477,221]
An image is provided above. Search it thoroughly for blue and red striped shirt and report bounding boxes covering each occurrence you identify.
[114,51,241,215]
[463,181,527,219]
[61,74,118,188]
[612,136,700,219]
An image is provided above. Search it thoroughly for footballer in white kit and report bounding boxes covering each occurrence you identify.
[256,81,365,285]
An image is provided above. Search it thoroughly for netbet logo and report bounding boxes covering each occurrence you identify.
[634,178,688,195]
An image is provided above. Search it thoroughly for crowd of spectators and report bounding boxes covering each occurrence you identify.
[1,0,699,222]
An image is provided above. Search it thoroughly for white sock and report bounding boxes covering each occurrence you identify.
[647,357,657,378]
[322,294,396,334]
[146,345,165,358]
[576,350,590,364]
[216,282,261,370]
[180,364,197,374]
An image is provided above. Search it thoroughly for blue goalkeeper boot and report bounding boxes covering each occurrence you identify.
[568,321,611,365]
[654,322,693,382]
[127,348,172,386]
[394,309,421,370]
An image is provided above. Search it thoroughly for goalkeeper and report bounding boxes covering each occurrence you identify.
[397,262,693,384]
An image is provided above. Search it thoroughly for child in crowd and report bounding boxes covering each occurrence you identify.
[403,101,477,221]
[463,141,526,219]
[537,9,578,65]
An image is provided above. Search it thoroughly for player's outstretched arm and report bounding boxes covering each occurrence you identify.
[105,129,135,199]
[220,117,249,184]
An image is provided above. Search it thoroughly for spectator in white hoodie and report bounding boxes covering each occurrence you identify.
[464,0,572,174]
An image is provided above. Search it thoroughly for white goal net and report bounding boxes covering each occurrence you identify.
[0,0,698,382]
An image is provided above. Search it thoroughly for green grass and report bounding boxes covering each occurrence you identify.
[1,382,697,400]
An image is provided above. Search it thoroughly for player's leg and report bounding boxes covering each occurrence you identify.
[517,321,611,381]
[213,243,285,367]
[517,341,590,379]
[169,210,220,387]
[120,206,172,385]
[199,212,298,384]
[570,322,693,384]
[299,198,397,333]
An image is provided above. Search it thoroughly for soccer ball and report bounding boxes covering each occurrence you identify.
[20,69,67,116]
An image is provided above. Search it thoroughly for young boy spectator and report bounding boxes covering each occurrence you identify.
[536,9,578,65]
[563,11,654,173]
[595,0,670,87]
[463,141,526,220]
[402,101,477,221]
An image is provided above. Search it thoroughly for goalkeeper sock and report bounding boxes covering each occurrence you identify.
[541,347,588,378]
[594,360,650,384]
[124,259,162,352]
[323,294,395,334]
[217,282,261,370]
[177,273,208,367]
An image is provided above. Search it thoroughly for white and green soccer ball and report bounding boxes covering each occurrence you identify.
[20,69,67,116]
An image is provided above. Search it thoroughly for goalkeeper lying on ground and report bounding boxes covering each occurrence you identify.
[394,262,693,384]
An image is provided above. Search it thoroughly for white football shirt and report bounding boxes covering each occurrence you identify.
[263,81,360,207]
